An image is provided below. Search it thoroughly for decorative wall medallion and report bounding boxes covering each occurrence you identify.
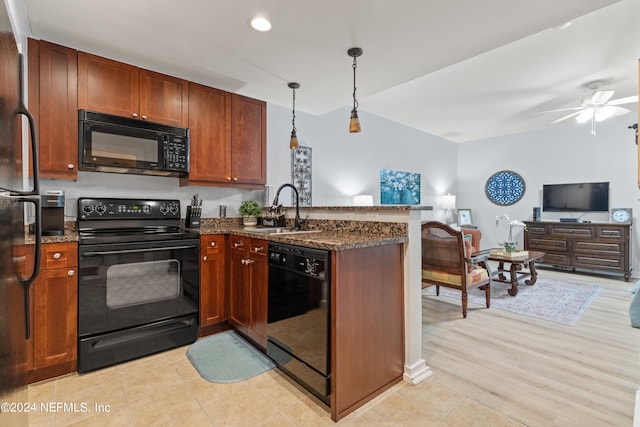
[291,146,312,207]
[485,170,525,206]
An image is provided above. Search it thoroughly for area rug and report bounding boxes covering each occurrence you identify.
[186,331,275,383]
[423,277,601,326]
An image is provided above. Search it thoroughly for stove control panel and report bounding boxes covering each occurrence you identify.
[78,198,181,220]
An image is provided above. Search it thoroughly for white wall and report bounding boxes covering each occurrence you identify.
[266,103,457,213]
[458,114,640,275]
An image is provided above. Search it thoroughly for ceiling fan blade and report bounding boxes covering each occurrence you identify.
[608,105,631,116]
[551,110,583,124]
[607,95,638,106]
[590,90,614,104]
[537,106,584,114]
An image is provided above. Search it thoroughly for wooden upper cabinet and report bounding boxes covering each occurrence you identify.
[77,52,138,118]
[231,94,266,185]
[181,85,266,187]
[78,52,188,127]
[183,83,231,185]
[28,39,78,179]
[139,69,189,127]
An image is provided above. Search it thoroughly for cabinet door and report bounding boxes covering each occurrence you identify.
[29,39,78,179]
[78,52,139,118]
[230,94,266,185]
[248,253,268,348]
[200,235,226,328]
[228,237,249,332]
[184,83,231,184]
[139,69,189,127]
[32,267,77,369]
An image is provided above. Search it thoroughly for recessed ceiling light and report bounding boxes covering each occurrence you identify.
[250,16,272,32]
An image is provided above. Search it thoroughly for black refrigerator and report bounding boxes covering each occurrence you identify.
[0,1,41,426]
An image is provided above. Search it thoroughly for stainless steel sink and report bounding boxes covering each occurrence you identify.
[244,227,321,235]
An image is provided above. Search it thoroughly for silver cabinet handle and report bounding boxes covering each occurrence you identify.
[142,115,147,120]
[53,252,61,259]
[132,112,138,118]
[210,241,216,247]
[233,177,238,181]
[67,269,75,276]
[67,164,75,169]
[203,256,208,261]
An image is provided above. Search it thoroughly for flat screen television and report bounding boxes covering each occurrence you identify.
[542,182,609,212]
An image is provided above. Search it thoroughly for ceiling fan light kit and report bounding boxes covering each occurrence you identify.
[543,79,638,135]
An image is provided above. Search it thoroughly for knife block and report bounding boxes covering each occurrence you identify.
[185,206,201,229]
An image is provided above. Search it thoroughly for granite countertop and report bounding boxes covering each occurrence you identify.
[31,219,408,251]
[200,226,407,251]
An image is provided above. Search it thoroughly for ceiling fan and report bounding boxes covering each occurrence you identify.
[543,81,638,135]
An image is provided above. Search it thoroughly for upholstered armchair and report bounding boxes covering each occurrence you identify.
[421,221,491,318]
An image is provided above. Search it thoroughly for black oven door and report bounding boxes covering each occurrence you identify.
[77,238,199,371]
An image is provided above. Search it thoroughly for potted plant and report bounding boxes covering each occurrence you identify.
[239,200,262,228]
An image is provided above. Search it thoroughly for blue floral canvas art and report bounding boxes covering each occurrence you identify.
[380,169,421,205]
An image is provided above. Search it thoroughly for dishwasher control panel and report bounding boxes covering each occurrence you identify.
[268,243,329,279]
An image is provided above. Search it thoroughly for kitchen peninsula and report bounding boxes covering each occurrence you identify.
[30,204,432,422]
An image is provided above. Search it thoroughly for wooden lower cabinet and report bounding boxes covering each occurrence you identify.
[227,236,268,349]
[28,242,78,383]
[199,235,227,336]
[331,243,404,422]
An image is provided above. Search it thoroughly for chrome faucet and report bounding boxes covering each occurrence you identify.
[271,183,304,230]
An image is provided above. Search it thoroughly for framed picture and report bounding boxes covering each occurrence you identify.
[458,208,473,226]
[380,169,421,205]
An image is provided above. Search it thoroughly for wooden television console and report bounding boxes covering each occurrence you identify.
[524,221,631,281]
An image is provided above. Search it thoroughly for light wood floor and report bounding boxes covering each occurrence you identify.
[422,267,640,427]
[26,268,639,426]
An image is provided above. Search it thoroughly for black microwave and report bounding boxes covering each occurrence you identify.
[78,110,189,177]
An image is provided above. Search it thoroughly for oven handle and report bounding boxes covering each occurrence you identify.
[81,244,198,256]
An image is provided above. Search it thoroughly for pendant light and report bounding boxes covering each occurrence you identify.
[288,82,300,149]
[348,47,363,133]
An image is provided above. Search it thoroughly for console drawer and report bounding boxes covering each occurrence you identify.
[574,255,623,271]
[549,225,594,238]
[574,241,622,255]
[529,238,567,252]
[596,226,626,240]
[540,252,570,266]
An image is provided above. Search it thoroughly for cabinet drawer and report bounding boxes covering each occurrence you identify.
[596,226,626,240]
[41,243,78,270]
[529,238,567,252]
[201,235,224,255]
[549,225,593,238]
[574,255,622,271]
[249,239,267,257]
[229,236,249,253]
[526,224,547,235]
[574,241,622,255]
[540,252,570,266]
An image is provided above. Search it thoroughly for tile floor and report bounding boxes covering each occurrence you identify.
[27,344,525,426]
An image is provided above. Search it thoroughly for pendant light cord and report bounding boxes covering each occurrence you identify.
[352,56,359,111]
[291,87,297,132]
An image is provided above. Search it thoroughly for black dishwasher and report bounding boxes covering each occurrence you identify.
[266,243,330,404]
